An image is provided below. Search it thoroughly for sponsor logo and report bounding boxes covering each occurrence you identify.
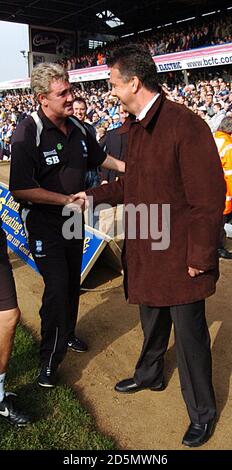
[33,33,58,48]
[0,407,9,417]
[157,61,181,72]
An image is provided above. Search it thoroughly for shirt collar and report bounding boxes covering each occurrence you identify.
[136,93,160,121]
[38,107,75,133]
[38,107,56,130]
[118,91,166,133]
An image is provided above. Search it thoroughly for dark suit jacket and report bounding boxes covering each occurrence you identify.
[101,127,128,182]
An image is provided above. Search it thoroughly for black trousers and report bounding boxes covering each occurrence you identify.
[134,301,216,424]
[0,226,17,310]
[29,235,83,369]
[219,212,232,249]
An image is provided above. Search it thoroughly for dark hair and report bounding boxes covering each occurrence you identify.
[73,97,87,109]
[107,44,160,93]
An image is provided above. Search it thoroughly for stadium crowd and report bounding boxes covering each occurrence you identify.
[1,72,232,161]
[56,12,232,70]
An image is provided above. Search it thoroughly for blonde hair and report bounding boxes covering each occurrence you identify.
[31,62,69,98]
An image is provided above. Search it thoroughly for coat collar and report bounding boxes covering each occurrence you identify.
[136,90,166,128]
[118,90,166,134]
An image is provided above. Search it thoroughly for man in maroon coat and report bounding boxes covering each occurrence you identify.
[76,45,226,447]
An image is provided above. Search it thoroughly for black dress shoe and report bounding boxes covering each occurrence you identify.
[218,248,232,259]
[114,377,165,394]
[182,418,216,447]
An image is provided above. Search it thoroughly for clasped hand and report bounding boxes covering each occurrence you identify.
[66,192,89,211]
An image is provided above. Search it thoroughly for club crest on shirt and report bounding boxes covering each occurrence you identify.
[34,240,46,258]
[42,149,60,165]
[81,140,88,158]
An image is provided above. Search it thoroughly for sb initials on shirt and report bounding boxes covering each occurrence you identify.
[45,155,60,165]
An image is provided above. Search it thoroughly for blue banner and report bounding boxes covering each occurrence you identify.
[0,184,107,282]
[0,185,37,271]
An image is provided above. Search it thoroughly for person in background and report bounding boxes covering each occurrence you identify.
[205,92,215,118]
[208,103,226,133]
[73,97,101,189]
[1,137,11,160]
[101,105,129,184]
[96,126,107,147]
[214,116,232,258]
[0,216,31,426]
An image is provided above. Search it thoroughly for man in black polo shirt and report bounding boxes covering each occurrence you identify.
[9,62,125,388]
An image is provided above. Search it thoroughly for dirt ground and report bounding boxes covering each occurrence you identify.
[1,163,232,450]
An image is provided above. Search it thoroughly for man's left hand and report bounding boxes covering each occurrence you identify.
[188,267,204,277]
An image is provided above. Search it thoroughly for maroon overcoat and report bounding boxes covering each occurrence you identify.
[88,92,226,306]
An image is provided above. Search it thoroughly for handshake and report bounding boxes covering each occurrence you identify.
[66,192,89,212]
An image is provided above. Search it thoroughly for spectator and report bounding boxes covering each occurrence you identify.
[214,116,232,258]
[73,97,101,189]
[208,103,226,133]
[101,106,129,183]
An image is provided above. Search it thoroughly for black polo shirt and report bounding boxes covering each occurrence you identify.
[9,107,106,214]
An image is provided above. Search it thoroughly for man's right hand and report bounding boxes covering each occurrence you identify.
[66,192,89,211]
